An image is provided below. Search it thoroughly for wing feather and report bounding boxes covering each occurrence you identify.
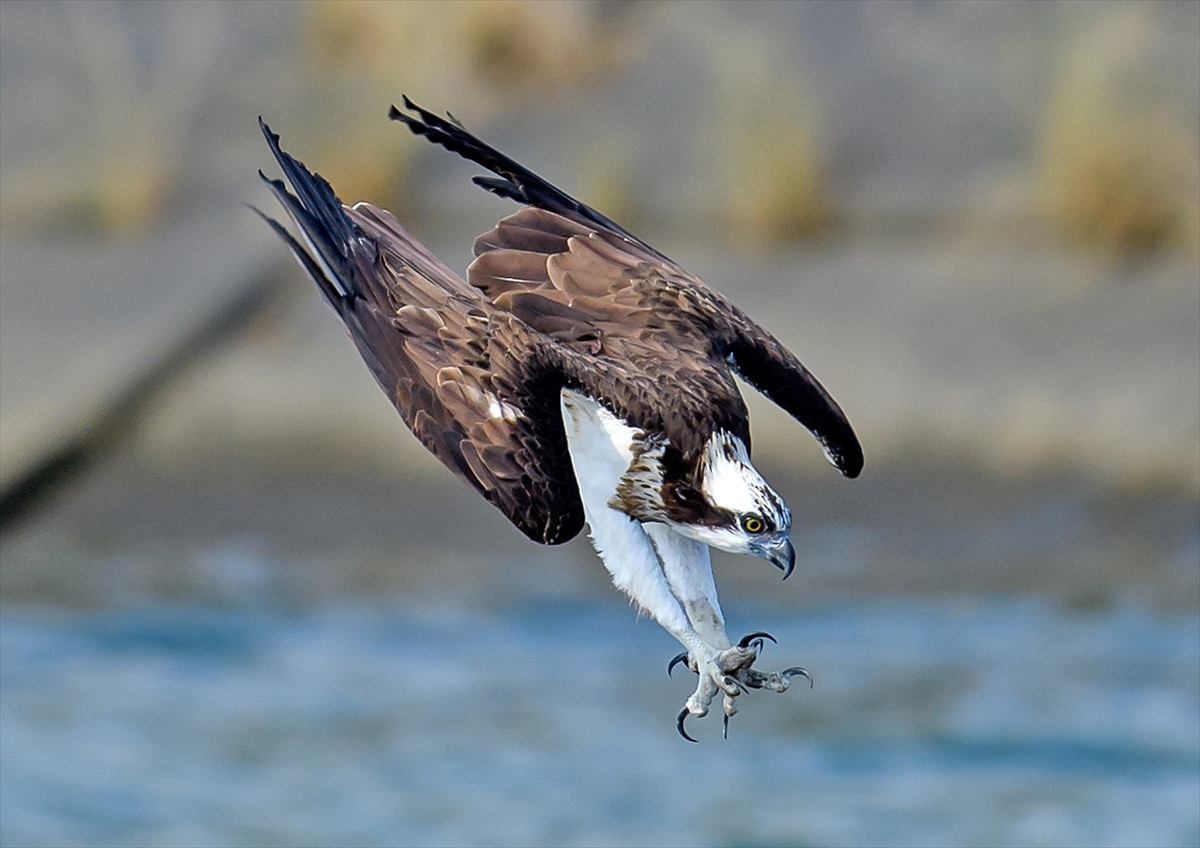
[389,97,862,476]
[257,121,586,544]
[261,97,862,556]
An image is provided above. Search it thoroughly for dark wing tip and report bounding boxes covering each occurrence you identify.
[385,96,661,257]
[818,419,863,478]
[388,96,438,131]
[838,445,863,478]
[723,319,864,481]
[258,116,281,150]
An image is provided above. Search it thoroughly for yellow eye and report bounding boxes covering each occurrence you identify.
[742,516,764,534]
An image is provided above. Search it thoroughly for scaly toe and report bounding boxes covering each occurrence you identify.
[744,665,814,693]
[714,645,759,675]
[721,691,739,739]
[673,645,792,741]
[782,666,814,689]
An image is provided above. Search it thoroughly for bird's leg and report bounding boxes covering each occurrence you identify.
[673,629,814,740]
[723,631,813,708]
[560,395,773,738]
[674,633,785,742]
[573,506,737,736]
[643,525,759,737]
[644,525,731,650]
[642,526,814,737]
[666,630,741,732]
[671,629,814,740]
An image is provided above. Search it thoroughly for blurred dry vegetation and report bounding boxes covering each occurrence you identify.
[0,2,227,235]
[1040,6,1200,255]
[0,0,638,236]
[696,19,835,247]
[0,0,1196,256]
[296,0,638,218]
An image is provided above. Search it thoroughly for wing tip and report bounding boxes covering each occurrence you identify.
[258,116,284,158]
[385,95,643,249]
[388,95,437,134]
[832,443,864,479]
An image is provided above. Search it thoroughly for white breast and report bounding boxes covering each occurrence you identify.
[559,389,638,509]
[558,389,727,651]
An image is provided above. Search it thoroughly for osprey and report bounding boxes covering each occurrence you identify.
[257,98,862,740]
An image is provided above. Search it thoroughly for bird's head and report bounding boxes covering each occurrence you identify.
[668,433,795,578]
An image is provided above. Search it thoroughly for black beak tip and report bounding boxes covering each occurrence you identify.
[769,539,796,581]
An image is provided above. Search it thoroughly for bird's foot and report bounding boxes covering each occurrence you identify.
[670,631,812,741]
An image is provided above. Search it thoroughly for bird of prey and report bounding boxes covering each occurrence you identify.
[256,98,862,741]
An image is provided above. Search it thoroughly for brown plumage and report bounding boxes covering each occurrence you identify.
[256,99,861,547]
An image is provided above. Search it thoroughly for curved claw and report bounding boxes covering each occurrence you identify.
[737,630,777,650]
[781,666,815,688]
[667,651,690,678]
[722,712,730,739]
[676,707,698,743]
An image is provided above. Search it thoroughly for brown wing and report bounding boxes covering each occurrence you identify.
[391,98,861,477]
[258,120,584,544]
[469,211,747,455]
[469,207,862,476]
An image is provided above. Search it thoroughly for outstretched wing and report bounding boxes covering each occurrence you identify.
[391,99,863,478]
[256,119,585,544]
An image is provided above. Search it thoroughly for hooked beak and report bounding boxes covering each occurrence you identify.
[766,537,795,580]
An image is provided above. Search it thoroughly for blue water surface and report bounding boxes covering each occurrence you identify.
[1,598,1197,847]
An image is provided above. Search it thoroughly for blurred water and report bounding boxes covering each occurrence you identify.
[2,596,1196,848]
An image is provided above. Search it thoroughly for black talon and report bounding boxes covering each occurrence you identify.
[676,707,698,743]
[722,713,730,740]
[737,631,777,650]
[782,666,814,688]
[667,651,690,678]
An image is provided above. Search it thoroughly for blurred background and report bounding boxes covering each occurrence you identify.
[1,2,1197,846]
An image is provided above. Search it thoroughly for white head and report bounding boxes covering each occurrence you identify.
[670,433,795,577]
